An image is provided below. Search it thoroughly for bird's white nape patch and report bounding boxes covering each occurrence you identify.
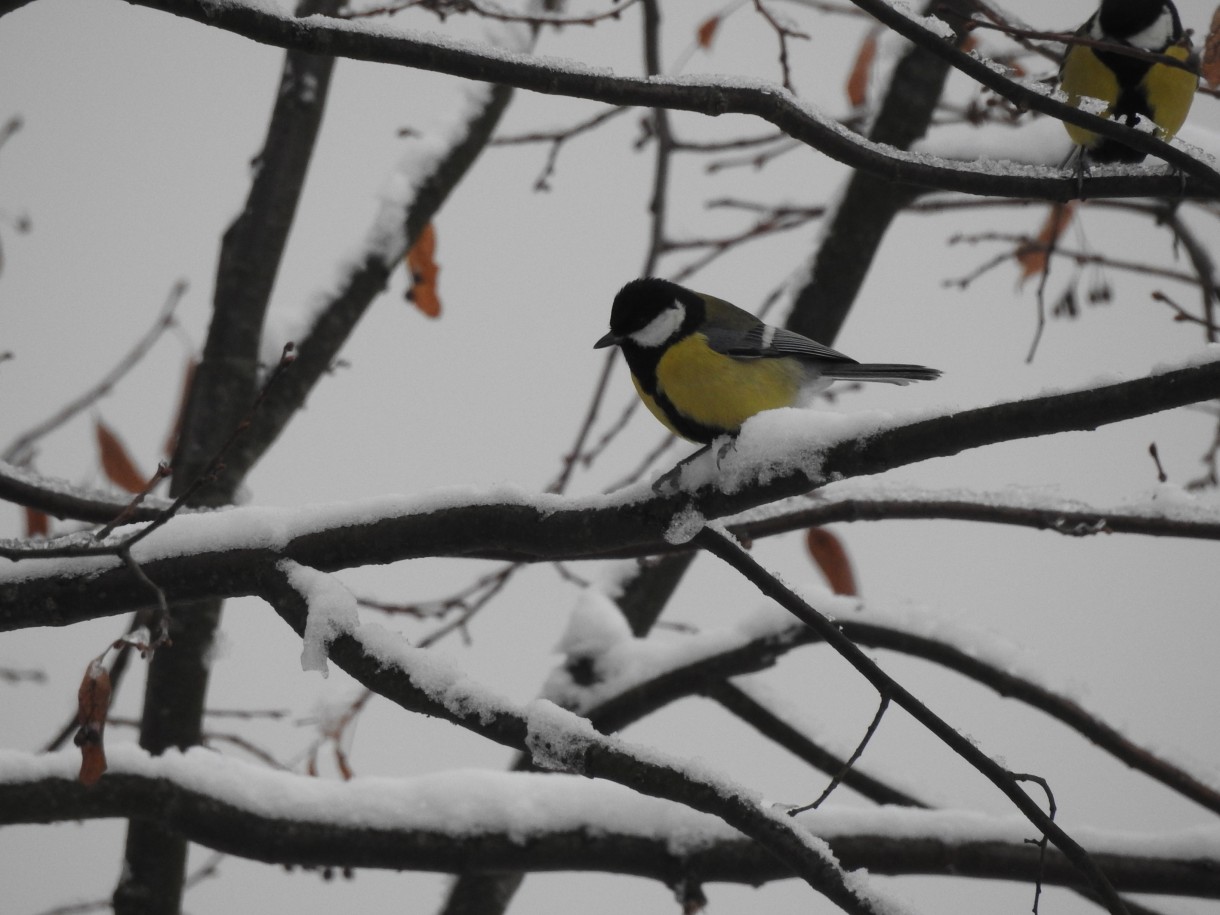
[628,300,686,348]
[1126,8,1174,50]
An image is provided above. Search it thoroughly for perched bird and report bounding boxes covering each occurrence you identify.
[595,278,941,444]
[1058,0,1198,164]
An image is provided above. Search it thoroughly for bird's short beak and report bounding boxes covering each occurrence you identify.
[593,331,619,349]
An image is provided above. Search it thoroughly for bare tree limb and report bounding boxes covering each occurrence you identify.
[119,0,1220,197]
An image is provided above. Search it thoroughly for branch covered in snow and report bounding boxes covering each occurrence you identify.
[730,483,1220,542]
[0,460,174,525]
[551,595,1220,816]
[4,354,1219,628]
[4,749,1218,897]
[125,0,1220,199]
[260,562,888,914]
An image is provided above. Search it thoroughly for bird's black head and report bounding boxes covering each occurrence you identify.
[596,278,702,350]
[1098,0,1177,42]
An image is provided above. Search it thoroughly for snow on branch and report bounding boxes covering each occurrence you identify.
[3,352,1220,628]
[3,747,1217,896]
[128,0,1220,199]
[729,481,1220,542]
[256,565,892,914]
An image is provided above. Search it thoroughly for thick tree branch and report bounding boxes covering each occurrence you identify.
[114,4,342,911]
[122,0,1220,198]
[257,567,887,914]
[4,357,1218,627]
[3,759,1218,897]
[223,78,518,484]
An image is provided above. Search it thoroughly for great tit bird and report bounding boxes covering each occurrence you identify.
[595,278,941,444]
[1058,0,1198,164]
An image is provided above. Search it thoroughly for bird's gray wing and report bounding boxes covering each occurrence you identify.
[703,322,856,363]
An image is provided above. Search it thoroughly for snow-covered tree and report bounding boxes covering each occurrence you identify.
[2,1,1220,913]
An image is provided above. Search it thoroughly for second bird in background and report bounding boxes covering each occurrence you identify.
[1058,0,1198,164]
[595,277,941,445]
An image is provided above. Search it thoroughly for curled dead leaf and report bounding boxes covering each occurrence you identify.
[405,223,441,318]
[74,658,111,786]
[805,528,858,596]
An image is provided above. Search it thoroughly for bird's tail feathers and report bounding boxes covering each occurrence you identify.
[823,363,941,385]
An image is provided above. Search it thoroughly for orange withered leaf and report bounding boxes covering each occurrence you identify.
[96,419,147,493]
[1202,7,1220,89]
[24,506,49,538]
[1017,202,1076,286]
[405,223,441,318]
[335,745,354,781]
[74,658,111,786]
[846,29,879,108]
[805,528,858,596]
[696,15,721,49]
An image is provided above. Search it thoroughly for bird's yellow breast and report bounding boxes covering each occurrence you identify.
[646,333,804,436]
[1142,44,1196,138]
[1061,48,1122,148]
[1060,43,1196,149]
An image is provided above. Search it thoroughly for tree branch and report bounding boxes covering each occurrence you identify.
[4,356,1219,627]
[4,755,1217,897]
[114,3,342,910]
[694,526,1128,914]
[258,564,888,914]
[122,0,1220,197]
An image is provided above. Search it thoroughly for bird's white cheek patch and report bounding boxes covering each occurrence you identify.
[629,302,686,348]
[1127,9,1174,50]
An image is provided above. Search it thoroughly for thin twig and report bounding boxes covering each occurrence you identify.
[94,462,173,540]
[2,280,187,465]
[3,344,297,562]
[344,0,642,27]
[695,525,1129,915]
[548,349,617,493]
[1012,772,1057,915]
[788,694,890,814]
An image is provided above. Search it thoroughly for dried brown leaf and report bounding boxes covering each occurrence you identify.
[805,528,858,596]
[405,223,441,318]
[1202,6,1220,89]
[335,745,354,781]
[24,506,49,538]
[697,15,721,49]
[96,419,147,493]
[846,29,879,108]
[1016,202,1076,285]
[74,658,111,786]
